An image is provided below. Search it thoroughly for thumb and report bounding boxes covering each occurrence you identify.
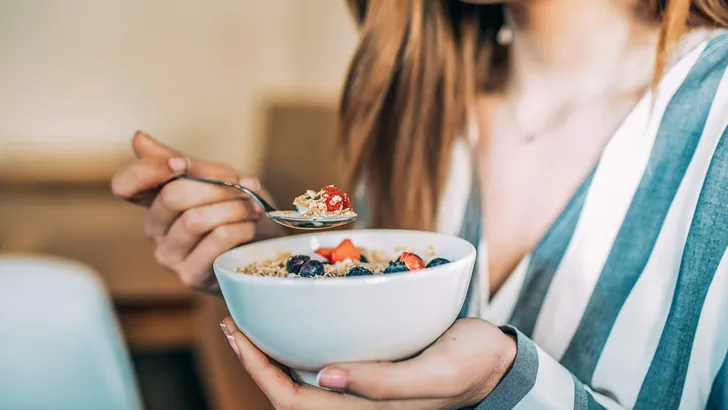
[132,130,180,159]
[316,354,459,400]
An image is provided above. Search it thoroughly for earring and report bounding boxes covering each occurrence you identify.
[496,24,513,46]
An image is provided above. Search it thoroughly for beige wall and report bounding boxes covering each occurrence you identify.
[0,0,357,176]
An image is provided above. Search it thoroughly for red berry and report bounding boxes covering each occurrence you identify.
[321,185,352,212]
[399,252,425,271]
[314,247,334,261]
[331,239,361,263]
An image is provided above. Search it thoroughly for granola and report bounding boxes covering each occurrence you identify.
[293,185,356,218]
[237,251,389,278]
[236,239,451,279]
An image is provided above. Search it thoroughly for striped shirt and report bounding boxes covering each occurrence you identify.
[357,30,728,409]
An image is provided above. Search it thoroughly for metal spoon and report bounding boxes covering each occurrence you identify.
[171,175,357,230]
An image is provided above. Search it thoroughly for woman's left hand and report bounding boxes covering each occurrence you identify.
[220,316,516,410]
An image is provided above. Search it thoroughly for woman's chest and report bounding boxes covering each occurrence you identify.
[477,94,639,294]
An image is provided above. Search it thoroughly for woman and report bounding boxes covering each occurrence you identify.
[112,0,728,408]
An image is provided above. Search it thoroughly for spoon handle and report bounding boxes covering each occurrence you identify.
[171,175,277,213]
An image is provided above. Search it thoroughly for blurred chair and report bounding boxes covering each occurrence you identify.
[0,254,143,410]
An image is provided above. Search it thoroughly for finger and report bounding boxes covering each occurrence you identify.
[173,222,256,288]
[144,178,254,239]
[111,156,189,206]
[218,326,449,410]
[132,131,239,180]
[220,317,365,410]
[158,177,252,212]
[317,346,462,401]
[132,131,180,159]
[318,319,511,404]
[221,310,289,375]
[271,358,292,377]
[220,317,298,407]
[219,315,240,334]
[156,199,257,263]
[238,177,263,213]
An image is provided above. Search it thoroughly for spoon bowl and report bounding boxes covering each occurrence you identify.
[172,175,357,231]
[267,211,357,229]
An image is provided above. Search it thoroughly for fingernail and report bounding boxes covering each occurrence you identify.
[169,157,189,173]
[239,177,260,192]
[226,335,240,358]
[220,321,230,336]
[316,367,348,390]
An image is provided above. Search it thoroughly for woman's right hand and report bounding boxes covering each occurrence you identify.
[111,131,284,292]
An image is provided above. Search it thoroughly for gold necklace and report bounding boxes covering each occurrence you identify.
[502,82,649,144]
[501,98,576,144]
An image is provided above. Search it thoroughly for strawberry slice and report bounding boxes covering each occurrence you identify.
[321,185,352,212]
[398,252,425,271]
[314,247,334,261]
[331,239,361,263]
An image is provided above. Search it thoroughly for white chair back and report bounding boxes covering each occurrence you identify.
[0,254,143,410]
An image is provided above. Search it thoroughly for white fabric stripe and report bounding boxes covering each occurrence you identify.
[529,41,706,360]
[678,248,728,410]
[592,63,728,408]
[514,344,575,410]
[468,242,488,318]
[484,253,531,326]
[436,138,472,236]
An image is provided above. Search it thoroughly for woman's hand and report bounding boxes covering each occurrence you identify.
[111,131,285,292]
[220,317,516,410]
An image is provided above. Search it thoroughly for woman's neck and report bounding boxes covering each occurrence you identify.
[506,0,659,99]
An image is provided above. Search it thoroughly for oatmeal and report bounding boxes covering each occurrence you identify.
[293,185,356,218]
[236,239,452,279]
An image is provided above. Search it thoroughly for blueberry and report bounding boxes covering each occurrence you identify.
[298,260,325,277]
[359,254,369,263]
[286,255,311,274]
[347,266,373,277]
[426,258,451,268]
[383,261,409,274]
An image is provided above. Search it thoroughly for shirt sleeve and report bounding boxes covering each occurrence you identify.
[469,326,626,410]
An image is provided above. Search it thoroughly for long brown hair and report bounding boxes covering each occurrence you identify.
[339,0,728,231]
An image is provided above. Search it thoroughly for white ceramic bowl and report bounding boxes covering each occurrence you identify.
[213,229,476,386]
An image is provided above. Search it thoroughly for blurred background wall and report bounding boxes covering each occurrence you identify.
[0,0,356,176]
[0,1,357,409]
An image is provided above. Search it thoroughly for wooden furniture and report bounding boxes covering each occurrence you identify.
[259,100,348,204]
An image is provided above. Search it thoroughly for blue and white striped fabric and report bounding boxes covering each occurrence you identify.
[467,32,728,410]
[355,31,728,409]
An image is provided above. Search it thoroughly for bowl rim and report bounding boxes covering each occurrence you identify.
[213,229,476,287]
